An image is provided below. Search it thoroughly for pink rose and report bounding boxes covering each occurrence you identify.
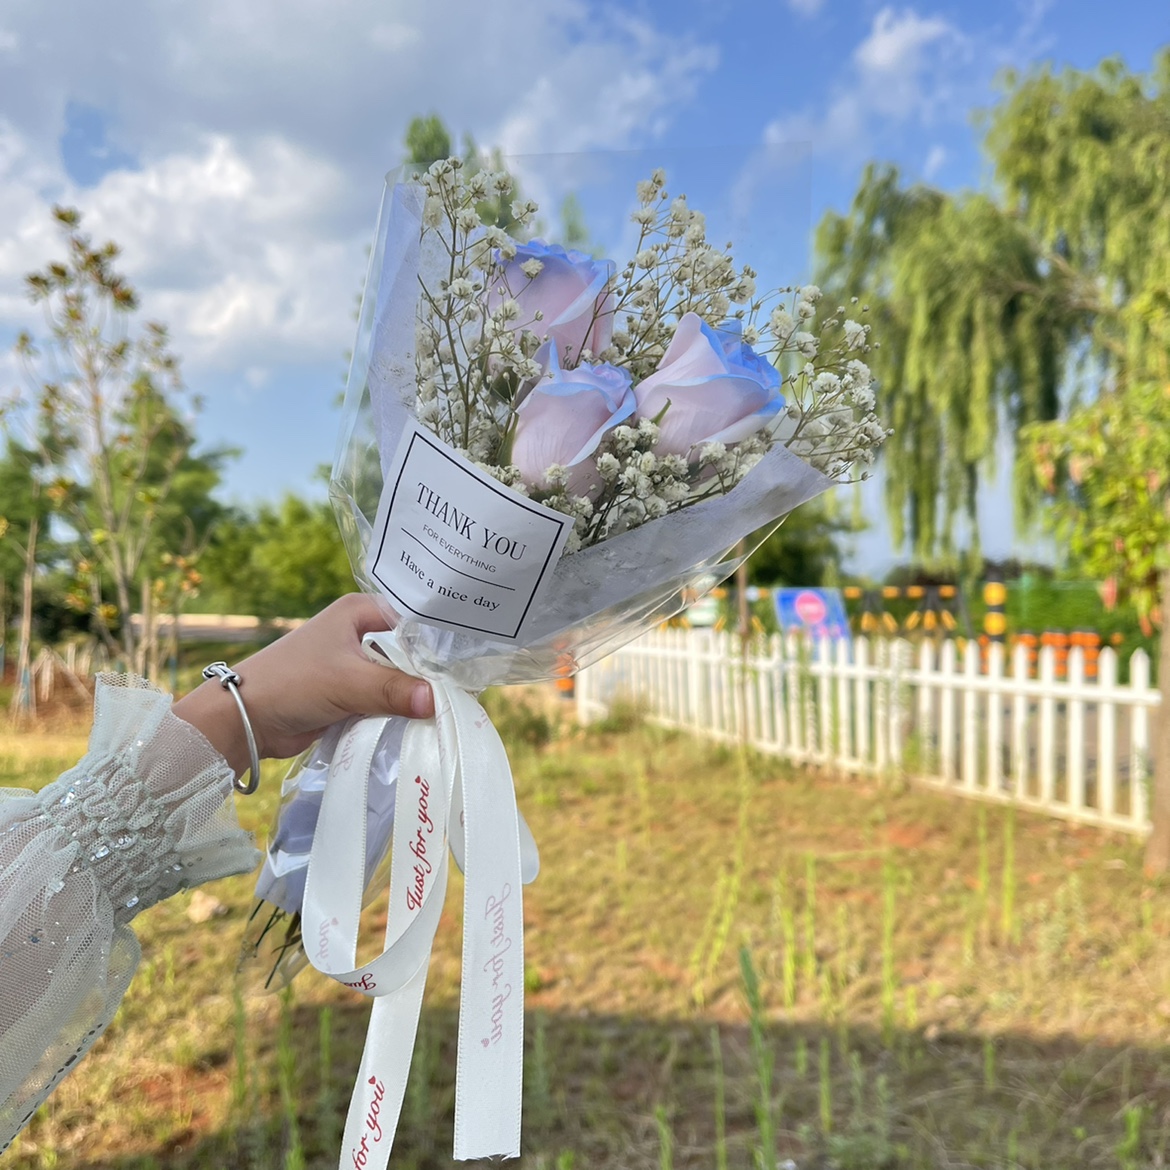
[512,341,635,496]
[634,313,784,458]
[495,241,614,362]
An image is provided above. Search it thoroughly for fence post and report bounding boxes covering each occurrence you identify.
[939,639,957,783]
[875,638,889,771]
[816,637,832,763]
[1067,646,1086,815]
[835,638,853,767]
[1011,641,1030,800]
[1038,645,1057,807]
[961,641,979,792]
[1131,650,1151,828]
[855,637,871,767]
[986,642,1005,794]
[769,633,785,754]
[1098,647,1118,821]
[889,639,907,771]
[917,639,936,776]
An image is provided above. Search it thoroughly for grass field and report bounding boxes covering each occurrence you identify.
[2,691,1169,1169]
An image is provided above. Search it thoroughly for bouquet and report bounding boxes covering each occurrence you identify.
[242,155,886,1167]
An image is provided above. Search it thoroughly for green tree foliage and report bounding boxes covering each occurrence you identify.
[747,498,855,587]
[14,206,227,672]
[1008,54,1170,872]
[815,170,1075,564]
[0,438,56,709]
[1025,382,1170,871]
[818,54,1170,567]
[403,114,526,233]
[404,114,453,172]
[200,495,354,619]
[823,52,1170,868]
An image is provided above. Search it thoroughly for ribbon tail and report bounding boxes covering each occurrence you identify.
[338,963,429,1170]
[449,688,525,1160]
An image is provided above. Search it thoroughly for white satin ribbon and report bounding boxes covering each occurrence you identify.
[299,630,537,1166]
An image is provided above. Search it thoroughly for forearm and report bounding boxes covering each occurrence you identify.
[0,675,258,1153]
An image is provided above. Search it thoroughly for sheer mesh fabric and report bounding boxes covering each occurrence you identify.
[0,674,259,1153]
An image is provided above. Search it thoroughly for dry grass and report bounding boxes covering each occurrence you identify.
[3,689,1170,1168]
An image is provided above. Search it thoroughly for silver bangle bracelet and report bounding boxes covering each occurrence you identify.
[202,661,262,795]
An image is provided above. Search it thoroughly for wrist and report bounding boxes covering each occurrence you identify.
[173,680,252,777]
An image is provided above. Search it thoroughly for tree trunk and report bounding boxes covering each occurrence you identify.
[136,576,151,678]
[11,511,37,716]
[1143,562,1170,875]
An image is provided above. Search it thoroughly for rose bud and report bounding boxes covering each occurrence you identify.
[634,313,784,459]
[512,340,635,497]
[494,241,615,363]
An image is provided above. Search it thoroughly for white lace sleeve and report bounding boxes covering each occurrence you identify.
[0,674,260,1153]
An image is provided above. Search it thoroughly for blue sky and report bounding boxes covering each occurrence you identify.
[0,0,1166,573]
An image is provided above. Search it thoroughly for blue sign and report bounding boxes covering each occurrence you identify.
[773,587,851,640]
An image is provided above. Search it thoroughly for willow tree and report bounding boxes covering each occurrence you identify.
[815,168,1076,565]
[820,51,1170,867]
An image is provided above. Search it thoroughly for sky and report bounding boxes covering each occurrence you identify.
[0,0,1166,575]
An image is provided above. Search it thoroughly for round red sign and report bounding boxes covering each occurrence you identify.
[794,590,828,626]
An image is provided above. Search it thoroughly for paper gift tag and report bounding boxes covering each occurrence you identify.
[366,421,572,641]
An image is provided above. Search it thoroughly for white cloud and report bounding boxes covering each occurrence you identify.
[765,6,970,159]
[0,0,714,381]
[854,8,954,76]
[923,143,947,179]
[493,17,718,157]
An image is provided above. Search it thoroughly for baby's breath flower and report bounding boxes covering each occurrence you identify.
[770,307,796,342]
[794,331,818,359]
[636,419,660,445]
[846,359,871,385]
[520,258,544,279]
[631,207,657,226]
[843,319,866,349]
[730,274,756,304]
[510,199,538,225]
[596,453,620,481]
[611,425,638,455]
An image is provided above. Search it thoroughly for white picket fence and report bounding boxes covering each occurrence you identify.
[575,628,1162,835]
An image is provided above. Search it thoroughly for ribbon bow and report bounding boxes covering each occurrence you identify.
[299,630,538,1166]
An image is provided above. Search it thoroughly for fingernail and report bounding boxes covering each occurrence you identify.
[411,682,433,718]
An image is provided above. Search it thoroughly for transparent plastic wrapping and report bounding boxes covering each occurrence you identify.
[243,145,879,989]
[331,147,830,689]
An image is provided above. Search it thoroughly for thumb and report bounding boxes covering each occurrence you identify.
[339,658,435,720]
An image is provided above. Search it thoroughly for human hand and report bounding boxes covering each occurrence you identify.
[172,594,433,775]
